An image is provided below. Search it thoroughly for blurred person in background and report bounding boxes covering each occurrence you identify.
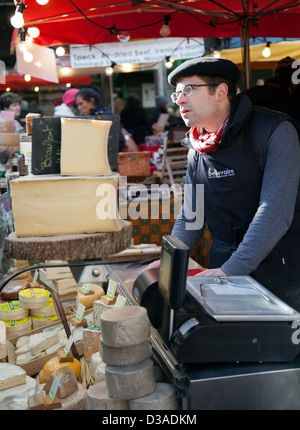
[54,88,80,117]
[0,92,24,133]
[75,87,125,151]
[120,93,153,145]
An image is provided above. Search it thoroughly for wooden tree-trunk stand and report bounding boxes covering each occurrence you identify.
[3,221,132,261]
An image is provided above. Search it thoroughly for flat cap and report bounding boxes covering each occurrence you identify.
[167,57,240,87]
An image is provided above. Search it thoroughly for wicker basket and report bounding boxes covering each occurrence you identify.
[117,151,151,177]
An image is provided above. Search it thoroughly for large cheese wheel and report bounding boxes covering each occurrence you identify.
[41,356,81,381]
[100,306,150,347]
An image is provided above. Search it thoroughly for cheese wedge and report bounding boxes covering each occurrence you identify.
[0,363,26,392]
[60,118,112,176]
[10,173,124,237]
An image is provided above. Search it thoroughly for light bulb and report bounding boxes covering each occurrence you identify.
[11,12,24,29]
[164,59,173,69]
[117,31,130,43]
[34,86,39,92]
[27,27,40,38]
[36,0,49,4]
[24,74,31,82]
[105,66,114,76]
[56,46,65,56]
[160,15,171,37]
[262,46,271,58]
[160,24,171,37]
[18,41,27,53]
[23,50,34,63]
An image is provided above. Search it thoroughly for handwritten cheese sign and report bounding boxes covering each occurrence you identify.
[32,116,61,175]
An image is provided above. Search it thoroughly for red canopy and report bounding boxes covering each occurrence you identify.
[16,0,300,47]
[0,74,92,91]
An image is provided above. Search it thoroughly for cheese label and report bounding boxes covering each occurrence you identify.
[81,283,91,294]
[49,375,59,403]
[64,334,74,356]
[114,295,127,307]
[31,315,58,322]
[3,316,31,327]
[107,279,117,299]
[0,301,22,311]
[19,288,50,299]
[75,303,85,322]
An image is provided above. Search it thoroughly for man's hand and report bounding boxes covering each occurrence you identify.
[194,268,228,277]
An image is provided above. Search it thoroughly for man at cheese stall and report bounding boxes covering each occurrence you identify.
[149,57,300,311]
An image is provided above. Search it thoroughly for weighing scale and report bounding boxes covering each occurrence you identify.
[132,235,300,409]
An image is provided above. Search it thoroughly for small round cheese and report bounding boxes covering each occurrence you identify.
[18,288,50,309]
[0,301,29,321]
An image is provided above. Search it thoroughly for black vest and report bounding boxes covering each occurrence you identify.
[185,96,300,308]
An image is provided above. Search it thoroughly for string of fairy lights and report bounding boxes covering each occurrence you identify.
[8,0,287,88]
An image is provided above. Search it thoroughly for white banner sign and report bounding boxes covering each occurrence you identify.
[70,38,204,69]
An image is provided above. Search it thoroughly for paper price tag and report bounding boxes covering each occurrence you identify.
[34,375,40,403]
[114,295,126,307]
[49,375,59,403]
[64,334,74,356]
[107,279,117,299]
[75,303,85,322]
[32,270,38,286]
[81,283,91,293]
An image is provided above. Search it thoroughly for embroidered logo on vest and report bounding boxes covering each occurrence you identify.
[208,167,235,178]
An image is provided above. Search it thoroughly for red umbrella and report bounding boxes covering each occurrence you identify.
[11,0,300,88]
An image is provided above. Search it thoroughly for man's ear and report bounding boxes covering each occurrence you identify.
[216,83,228,102]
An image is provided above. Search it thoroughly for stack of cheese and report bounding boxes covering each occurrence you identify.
[0,117,19,184]
[0,284,59,337]
[18,113,41,175]
[39,261,81,299]
[86,306,178,410]
[10,117,125,238]
[13,313,94,366]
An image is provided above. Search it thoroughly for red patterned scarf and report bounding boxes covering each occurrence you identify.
[189,115,229,153]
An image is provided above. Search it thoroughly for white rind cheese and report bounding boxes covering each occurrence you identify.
[0,363,26,392]
[60,118,112,176]
[10,173,124,237]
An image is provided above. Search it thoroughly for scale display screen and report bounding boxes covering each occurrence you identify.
[186,276,300,321]
[158,236,189,310]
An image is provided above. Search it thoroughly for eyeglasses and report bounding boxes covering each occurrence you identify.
[171,84,219,103]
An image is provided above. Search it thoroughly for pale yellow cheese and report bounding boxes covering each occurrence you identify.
[10,174,124,237]
[60,118,112,176]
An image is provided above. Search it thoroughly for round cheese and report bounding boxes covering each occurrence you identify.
[100,339,152,366]
[100,306,150,347]
[18,288,50,309]
[129,383,178,410]
[32,315,59,329]
[3,316,32,337]
[0,301,29,321]
[41,356,81,381]
[87,381,128,410]
[105,359,156,400]
[30,297,57,317]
